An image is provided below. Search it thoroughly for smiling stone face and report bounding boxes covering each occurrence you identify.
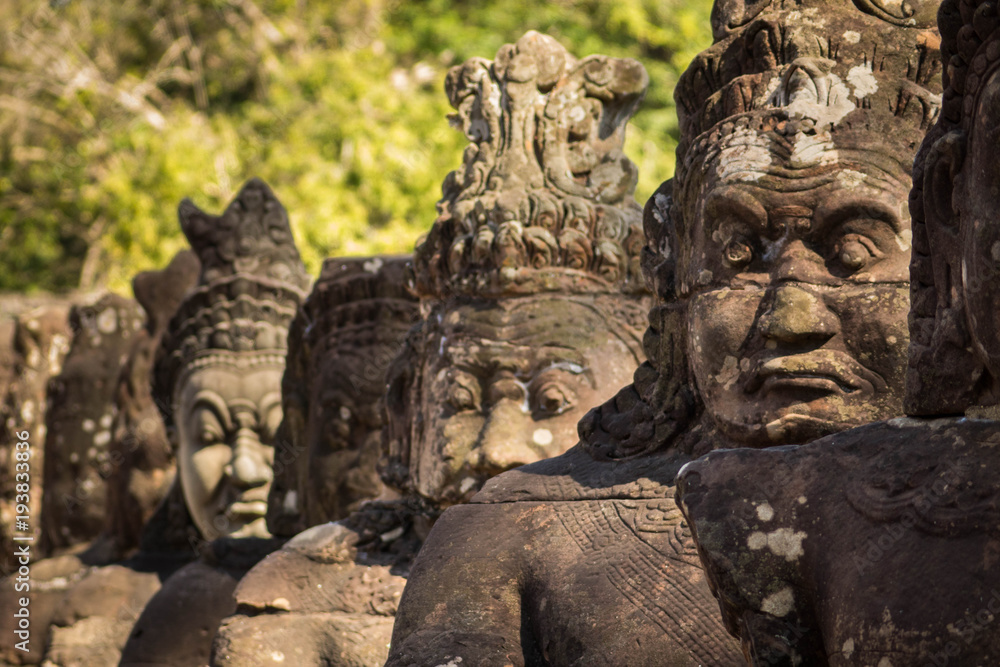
[679,136,913,446]
[402,294,645,505]
[175,362,282,540]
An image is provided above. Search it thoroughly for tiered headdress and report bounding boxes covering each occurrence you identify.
[154,178,310,416]
[411,31,651,299]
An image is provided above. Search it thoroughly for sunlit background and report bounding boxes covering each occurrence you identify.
[0,0,712,294]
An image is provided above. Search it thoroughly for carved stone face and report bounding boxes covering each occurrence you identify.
[959,70,1000,378]
[684,143,912,445]
[409,295,642,505]
[301,350,387,523]
[174,362,282,539]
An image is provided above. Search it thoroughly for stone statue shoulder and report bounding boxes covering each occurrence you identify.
[471,442,691,504]
[677,417,1000,664]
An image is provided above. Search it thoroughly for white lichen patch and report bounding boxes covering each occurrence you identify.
[761,587,795,617]
[847,64,879,99]
[837,169,866,189]
[715,355,739,388]
[363,257,384,273]
[780,70,855,129]
[877,659,893,667]
[93,430,111,447]
[756,503,775,522]
[717,127,772,182]
[283,490,298,514]
[96,308,118,334]
[82,419,95,433]
[747,527,807,561]
[797,496,807,505]
[842,638,855,659]
[532,428,553,446]
[842,30,861,44]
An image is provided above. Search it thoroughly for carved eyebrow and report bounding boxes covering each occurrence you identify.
[702,186,769,234]
[191,390,233,432]
[260,391,282,419]
[813,196,905,235]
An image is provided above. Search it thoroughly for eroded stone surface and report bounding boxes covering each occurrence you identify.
[214,32,651,667]
[678,1,1000,663]
[39,293,144,555]
[116,179,309,667]
[0,304,71,580]
[265,255,418,537]
[388,1,941,664]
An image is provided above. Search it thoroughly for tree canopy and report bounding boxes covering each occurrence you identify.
[0,0,712,293]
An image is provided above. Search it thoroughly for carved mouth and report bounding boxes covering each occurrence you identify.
[226,499,268,519]
[742,351,882,397]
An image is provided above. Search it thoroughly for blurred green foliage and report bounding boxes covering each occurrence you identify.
[0,0,712,293]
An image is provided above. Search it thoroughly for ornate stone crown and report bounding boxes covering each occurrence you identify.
[295,256,417,367]
[412,31,651,299]
[154,179,310,409]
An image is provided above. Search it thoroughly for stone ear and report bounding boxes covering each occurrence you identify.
[905,129,984,415]
[921,129,966,236]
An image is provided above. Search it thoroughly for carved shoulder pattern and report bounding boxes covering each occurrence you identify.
[551,496,735,661]
[844,422,1000,537]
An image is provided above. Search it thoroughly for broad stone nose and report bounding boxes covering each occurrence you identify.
[758,284,839,346]
[225,428,273,489]
[475,397,540,473]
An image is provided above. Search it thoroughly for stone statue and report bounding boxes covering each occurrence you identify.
[210,31,652,667]
[39,294,145,555]
[387,3,942,665]
[265,255,419,538]
[116,178,309,667]
[676,0,1000,663]
[0,253,202,667]
[0,304,70,578]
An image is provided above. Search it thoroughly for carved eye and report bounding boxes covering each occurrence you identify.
[723,238,753,268]
[193,409,224,447]
[836,233,882,271]
[532,381,575,417]
[447,379,481,412]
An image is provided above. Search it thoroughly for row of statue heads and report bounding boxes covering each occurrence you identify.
[7,0,1000,662]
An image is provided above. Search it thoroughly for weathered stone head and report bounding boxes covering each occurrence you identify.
[383,31,652,506]
[267,256,418,537]
[40,293,145,553]
[155,179,309,541]
[586,0,943,458]
[907,0,1000,414]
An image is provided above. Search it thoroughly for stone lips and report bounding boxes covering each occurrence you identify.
[412,31,650,299]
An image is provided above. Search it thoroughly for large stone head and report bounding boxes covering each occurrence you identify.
[266,256,418,537]
[383,32,652,506]
[908,0,1000,414]
[584,0,943,457]
[155,179,309,541]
